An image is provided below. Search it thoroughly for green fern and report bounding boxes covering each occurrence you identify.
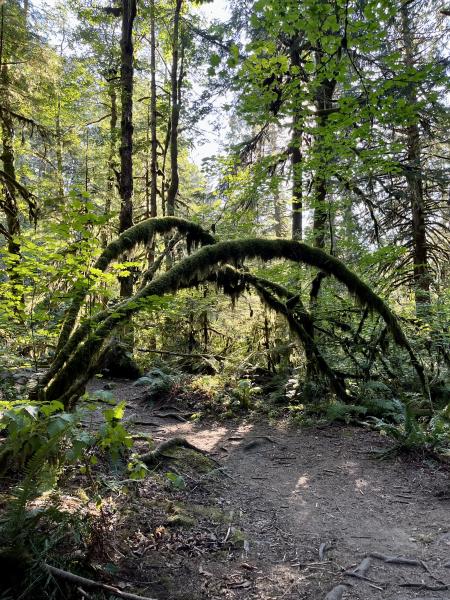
[326,401,367,423]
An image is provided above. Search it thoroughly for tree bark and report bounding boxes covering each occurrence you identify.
[55,100,64,200]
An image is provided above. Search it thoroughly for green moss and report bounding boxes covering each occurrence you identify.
[166,513,196,527]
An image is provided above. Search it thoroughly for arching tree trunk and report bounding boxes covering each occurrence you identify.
[40,235,427,407]
[52,217,215,362]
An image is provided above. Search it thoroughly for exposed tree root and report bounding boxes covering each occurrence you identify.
[369,552,422,567]
[152,412,188,422]
[44,563,158,600]
[243,437,279,451]
[324,584,349,599]
[319,541,332,561]
[344,556,385,588]
[351,557,372,577]
[399,582,449,590]
[139,437,214,467]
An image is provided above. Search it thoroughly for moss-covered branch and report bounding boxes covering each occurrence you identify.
[41,237,427,407]
[54,217,215,356]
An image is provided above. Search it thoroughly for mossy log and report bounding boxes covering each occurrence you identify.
[41,237,427,407]
[54,217,215,356]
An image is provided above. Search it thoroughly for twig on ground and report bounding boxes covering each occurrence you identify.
[44,564,157,600]
[399,582,449,591]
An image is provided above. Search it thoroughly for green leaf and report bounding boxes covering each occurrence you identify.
[210,53,220,67]
[166,472,186,489]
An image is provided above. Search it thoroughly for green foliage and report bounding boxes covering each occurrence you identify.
[166,471,186,489]
[232,379,261,410]
[371,402,450,457]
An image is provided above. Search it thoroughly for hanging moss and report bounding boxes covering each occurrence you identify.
[41,237,427,407]
[54,217,216,357]
[213,267,350,401]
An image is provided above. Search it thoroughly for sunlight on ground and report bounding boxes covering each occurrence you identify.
[294,474,310,490]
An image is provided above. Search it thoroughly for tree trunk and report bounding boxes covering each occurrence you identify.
[312,77,336,251]
[289,44,303,241]
[273,191,283,237]
[0,63,20,258]
[55,100,64,200]
[150,0,158,219]
[400,2,431,313]
[118,0,136,298]
[166,0,182,216]
[291,108,303,240]
[102,68,118,248]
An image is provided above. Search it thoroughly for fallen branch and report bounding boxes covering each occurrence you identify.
[44,563,157,600]
[399,582,449,591]
[136,348,225,360]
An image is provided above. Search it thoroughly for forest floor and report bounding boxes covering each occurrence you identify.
[79,378,450,600]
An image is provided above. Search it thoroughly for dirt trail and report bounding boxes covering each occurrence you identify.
[89,380,450,600]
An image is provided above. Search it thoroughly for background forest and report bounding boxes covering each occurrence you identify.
[0,0,449,598]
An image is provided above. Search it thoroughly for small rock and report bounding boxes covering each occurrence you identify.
[103,382,116,390]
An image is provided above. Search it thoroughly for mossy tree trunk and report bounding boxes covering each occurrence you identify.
[51,217,215,376]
